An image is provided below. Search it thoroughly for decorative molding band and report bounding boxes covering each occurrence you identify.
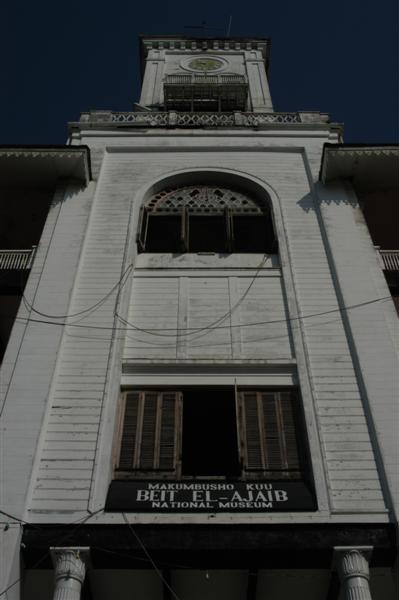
[0,149,87,160]
[141,38,270,57]
[325,147,399,159]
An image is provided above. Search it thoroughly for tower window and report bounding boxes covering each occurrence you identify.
[137,185,276,254]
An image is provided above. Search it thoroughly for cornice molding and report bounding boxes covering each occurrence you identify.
[0,146,92,184]
[140,37,270,58]
[320,144,399,189]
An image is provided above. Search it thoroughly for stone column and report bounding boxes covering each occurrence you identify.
[335,547,373,600]
[50,547,90,600]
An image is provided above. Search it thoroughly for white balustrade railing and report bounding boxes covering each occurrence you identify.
[112,112,169,125]
[0,247,36,270]
[108,111,302,126]
[165,74,246,85]
[379,250,399,271]
[175,112,235,127]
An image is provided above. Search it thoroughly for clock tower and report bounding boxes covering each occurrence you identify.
[139,36,273,112]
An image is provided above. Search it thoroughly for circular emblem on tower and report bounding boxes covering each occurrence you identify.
[181,56,227,72]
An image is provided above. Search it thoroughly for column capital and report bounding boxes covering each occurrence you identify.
[333,546,373,600]
[50,547,90,584]
[333,546,373,577]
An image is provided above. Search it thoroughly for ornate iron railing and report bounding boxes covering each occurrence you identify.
[175,112,235,126]
[379,250,399,271]
[165,74,246,85]
[111,112,169,126]
[107,111,305,127]
[0,247,36,270]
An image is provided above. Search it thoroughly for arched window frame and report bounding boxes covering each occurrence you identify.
[137,185,277,254]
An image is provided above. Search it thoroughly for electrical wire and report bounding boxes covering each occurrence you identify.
[115,254,269,339]
[21,264,134,320]
[122,513,184,600]
[1,294,392,335]
[63,312,345,348]
[111,293,393,335]
[0,510,41,529]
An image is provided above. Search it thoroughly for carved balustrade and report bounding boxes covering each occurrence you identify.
[78,110,329,128]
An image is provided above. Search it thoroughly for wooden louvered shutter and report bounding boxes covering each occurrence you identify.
[136,206,149,252]
[225,207,234,252]
[117,391,181,475]
[266,210,277,253]
[117,391,140,470]
[180,207,189,252]
[238,390,301,478]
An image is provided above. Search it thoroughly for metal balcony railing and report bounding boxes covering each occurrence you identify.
[379,250,399,271]
[164,74,247,86]
[0,247,36,270]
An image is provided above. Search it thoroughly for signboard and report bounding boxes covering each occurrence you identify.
[106,480,316,512]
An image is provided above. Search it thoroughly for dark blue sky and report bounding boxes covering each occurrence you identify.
[2,0,398,144]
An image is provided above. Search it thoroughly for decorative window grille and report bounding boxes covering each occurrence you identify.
[138,185,276,253]
[116,389,304,480]
[145,185,264,214]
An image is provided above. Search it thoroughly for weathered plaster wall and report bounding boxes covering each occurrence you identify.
[17,140,388,523]
[317,181,399,520]
[0,181,95,597]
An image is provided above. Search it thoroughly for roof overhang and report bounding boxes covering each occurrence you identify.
[0,145,92,188]
[320,144,399,191]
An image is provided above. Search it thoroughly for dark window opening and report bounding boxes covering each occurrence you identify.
[0,188,54,363]
[139,210,276,254]
[359,189,399,250]
[182,388,240,476]
[189,215,227,253]
[0,293,25,363]
[144,214,182,253]
[233,215,276,253]
[384,272,399,316]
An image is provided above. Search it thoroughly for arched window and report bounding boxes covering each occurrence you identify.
[137,185,277,253]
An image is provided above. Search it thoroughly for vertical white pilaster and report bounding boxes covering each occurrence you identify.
[50,547,89,600]
[244,50,273,112]
[335,547,373,600]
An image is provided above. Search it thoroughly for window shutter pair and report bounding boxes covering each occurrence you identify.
[238,390,301,477]
[117,391,182,473]
[117,389,302,479]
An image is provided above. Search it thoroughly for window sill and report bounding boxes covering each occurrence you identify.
[134,252,280,270]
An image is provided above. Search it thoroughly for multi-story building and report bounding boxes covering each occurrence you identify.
[1,35,398,599]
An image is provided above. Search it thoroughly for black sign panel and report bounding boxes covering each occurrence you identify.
[106,480,316,512]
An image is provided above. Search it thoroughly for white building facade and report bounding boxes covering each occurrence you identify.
[0,36,398,599]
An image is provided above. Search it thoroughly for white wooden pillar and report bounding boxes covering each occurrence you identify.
[335,547,373,600]
[50,547,89,600]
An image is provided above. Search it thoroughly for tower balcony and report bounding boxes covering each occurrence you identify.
[164,73,248,112]
[75,110,331,129]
